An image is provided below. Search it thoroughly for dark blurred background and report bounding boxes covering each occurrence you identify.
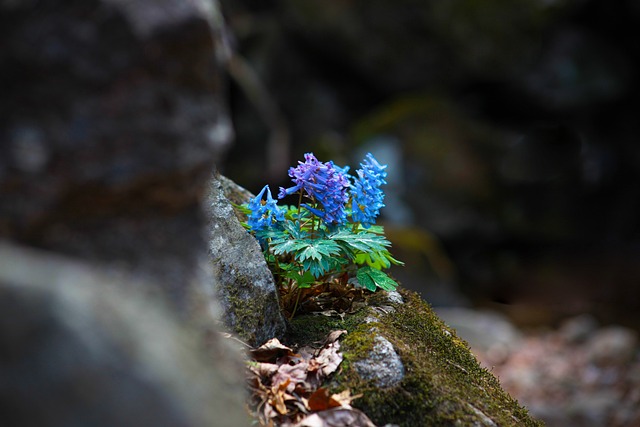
[218,0,640,332]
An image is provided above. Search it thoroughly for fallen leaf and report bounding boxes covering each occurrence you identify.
[294,408,378,427]
[307,388,336,411]
[315,342,343,377]
[308,388,361,412]
[249,362,280,378]
[251,338,296,362]
[270,378,292,414]
[330,389,361,408]
[272,360,309,392]
[319,330,347,348]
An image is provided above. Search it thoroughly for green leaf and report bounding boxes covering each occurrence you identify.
[271,237,309,256]
[356,266,398,292]
[356,267,377,291]
[231,202,252,216]
[384,252,405,266]
[355,251,391,269]
[294,239,342,262]
[302,258,329,278]
[364,224,385,235]
[329,229,390,253]
[285,270,315,288]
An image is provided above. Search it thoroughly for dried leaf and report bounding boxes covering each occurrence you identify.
[319,330,347,348]
[307,388,335,411]
[270,378,291,414]
[249,362,280,378]
[330,389,361,408]
[315,342,343,377]
[273,361,309,392]
[308,388,360,412]
[247,330,352,426]
[311,309,344,319]
[251,338,296,362]
[294,408,378,427]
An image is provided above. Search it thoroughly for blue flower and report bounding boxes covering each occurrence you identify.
[247,185,284,231]
[351,153,387,228]
[279,153,350,225]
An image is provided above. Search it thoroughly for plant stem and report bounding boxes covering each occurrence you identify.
[290,287,302,319]
[297,191,303,218]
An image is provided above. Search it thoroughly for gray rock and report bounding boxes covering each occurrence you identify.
[0,0,231,312]
[0,242,249,427]
[0,1,252,425]
[354,335,405,388]
[385,290,405,305]
[206,176,286,346]
[586,326,638,366]
[559,313,599,343]
[435,308,523,355]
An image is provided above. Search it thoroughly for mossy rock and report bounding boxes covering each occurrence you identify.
[287,288,542,426]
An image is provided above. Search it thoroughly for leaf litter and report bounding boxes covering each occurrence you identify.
[247,331,378,426]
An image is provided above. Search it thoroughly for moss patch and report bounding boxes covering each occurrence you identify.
[285,289,542,426]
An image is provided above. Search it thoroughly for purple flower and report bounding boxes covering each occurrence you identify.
[279,153,350,225]
[247,185,284,231]
[351,153,387,228]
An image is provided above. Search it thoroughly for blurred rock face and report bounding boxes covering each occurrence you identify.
[0,0,232,306]
[0,1,249,425]
[0,243,249,427]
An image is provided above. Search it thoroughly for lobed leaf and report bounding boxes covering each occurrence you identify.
[356,266,398,291]
[294,239,342,262]
[329,229,390,253]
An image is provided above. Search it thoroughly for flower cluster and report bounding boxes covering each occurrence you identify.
[278,153,350,225]
[247,152,388,231]
[247,185,284,231]
[242,152,401,309]
[351,153,387,228]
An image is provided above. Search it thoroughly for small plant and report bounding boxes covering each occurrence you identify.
[239,152,403,318]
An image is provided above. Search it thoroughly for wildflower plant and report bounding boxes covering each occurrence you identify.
[239,152,403,317]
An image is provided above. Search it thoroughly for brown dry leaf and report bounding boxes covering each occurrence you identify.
[270,378,292,415]
[250,362,280,378]
[272,360,310,392]
[319,330,347,348]
[263,401,278,421]
[307,388,336,412]
[248,330,352,426]
[329,389,362,409]
[251,338,296,362]
[308,388,360,412]
[315,341,343,377]
[294,408,378,427]
[311,309,344,319]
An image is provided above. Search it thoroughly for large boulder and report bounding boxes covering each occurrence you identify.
[206,175,287,346]
[287,289,542,426]
[0,0,232,314]
[0,0,250,425]
[0,242,249,427]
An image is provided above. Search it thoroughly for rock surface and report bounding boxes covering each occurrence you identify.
[287,290,543,427]
[206,175,286,346]
[0,0,232,313]
[0,1,250,426]
[0,242,249,427]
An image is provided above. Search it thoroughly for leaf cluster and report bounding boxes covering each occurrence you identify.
[252,205,402,302]
[239,152,403,317]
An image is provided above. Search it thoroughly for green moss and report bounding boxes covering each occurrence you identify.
[285,309,370,346]
[219,269,280,345]
[285,289,543,426]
